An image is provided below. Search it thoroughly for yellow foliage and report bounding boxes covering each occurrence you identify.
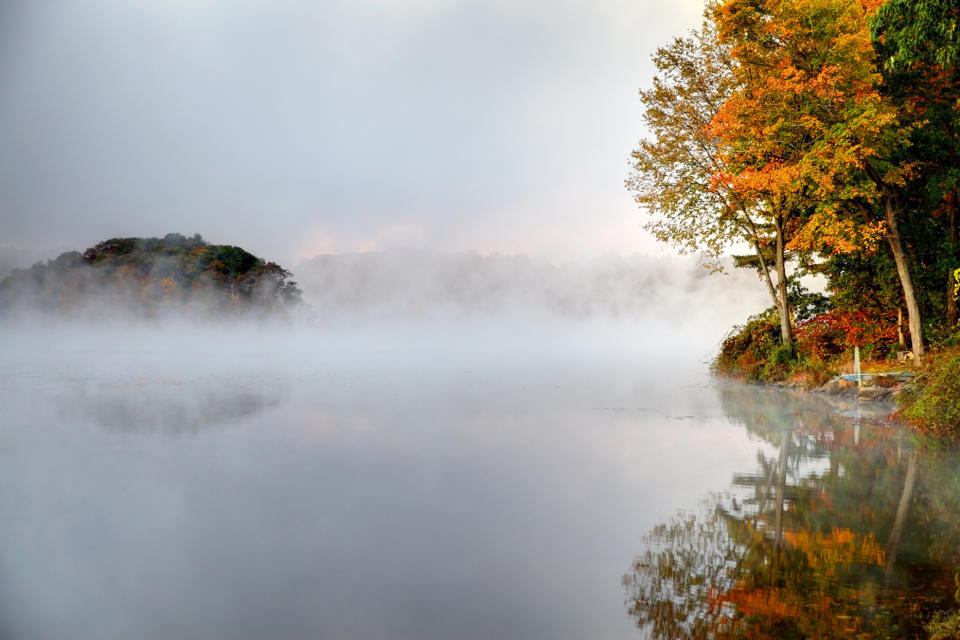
[788,210,886,254]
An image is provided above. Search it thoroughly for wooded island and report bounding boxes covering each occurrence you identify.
[0,233,302,316]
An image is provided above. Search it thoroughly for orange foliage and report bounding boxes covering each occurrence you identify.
[710,0,912,255]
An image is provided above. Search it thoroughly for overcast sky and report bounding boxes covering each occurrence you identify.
[0,0,705,265]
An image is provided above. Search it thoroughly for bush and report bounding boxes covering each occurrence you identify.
[715,309,781,381]
[899,351,960,438]
[762,343,796,381]
[790,355,836,389]
[795,309,899,361]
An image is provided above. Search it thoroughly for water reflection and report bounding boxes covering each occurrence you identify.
[625,383,960,639]
[57,377,288,433]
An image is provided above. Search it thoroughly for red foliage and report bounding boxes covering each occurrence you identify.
[795,310,900,358]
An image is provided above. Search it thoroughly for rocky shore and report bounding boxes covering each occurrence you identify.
[752,373,912,407]
[812,372,914,402]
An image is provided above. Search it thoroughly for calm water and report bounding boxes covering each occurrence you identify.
[1,324,957,639]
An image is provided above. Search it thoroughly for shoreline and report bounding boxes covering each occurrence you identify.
[719,375,902,422]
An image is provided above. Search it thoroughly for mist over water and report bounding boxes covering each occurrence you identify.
[0,253,783,640]
[4,0,937,634]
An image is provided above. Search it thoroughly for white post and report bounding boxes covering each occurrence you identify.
[854,345,862,388]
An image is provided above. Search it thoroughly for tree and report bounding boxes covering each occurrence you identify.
[710,0,927,363]
[872,2,960,329]
[628,18,796,348]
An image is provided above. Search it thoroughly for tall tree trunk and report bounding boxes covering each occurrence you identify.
[948,206,958,328]
[774,216,792,349]
[882,196,924,365]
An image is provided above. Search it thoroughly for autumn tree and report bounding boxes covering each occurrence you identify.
[710,0,928,363]
[627,18,797,348]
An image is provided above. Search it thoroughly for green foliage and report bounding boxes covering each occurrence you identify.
[763,343,797,381]
[899,351,960,437]
[787,280,831,323]
[872,0,960,69]
[790,354,837,389]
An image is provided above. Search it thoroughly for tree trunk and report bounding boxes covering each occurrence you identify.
[752,237,780,309]
[743,212,779,309]
[897,308,905,347]
[775,216,792,349]
[948,206,958,328]
[882,196,924,365]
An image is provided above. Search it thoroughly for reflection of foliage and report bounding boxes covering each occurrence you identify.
[785,528,886,575]
[627,382,960,639]
[926,574,960,640]
[624,502,741,639]
[713,528,887,639]
[927,610,960,640]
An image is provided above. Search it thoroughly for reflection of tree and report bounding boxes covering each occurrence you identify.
[885,452,917,588]
[626,383,960,638]
[623,498,742,639]
[713,525,887,639]
[59,378,287,434]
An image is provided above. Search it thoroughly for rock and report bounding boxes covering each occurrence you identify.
[858,386,892,401]
[816,377,856,395]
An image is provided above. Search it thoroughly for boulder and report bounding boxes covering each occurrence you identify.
[816,377,856,395]
[858,386,892,401]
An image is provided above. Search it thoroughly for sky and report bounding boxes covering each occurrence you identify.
[0,0,706,266]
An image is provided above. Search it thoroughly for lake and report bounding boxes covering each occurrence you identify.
[1,322,957,639]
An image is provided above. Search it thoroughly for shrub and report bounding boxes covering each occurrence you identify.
[715,309,781,381]
[790,356,836,389]
[899,351,960,438]
[795,309,900,361]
